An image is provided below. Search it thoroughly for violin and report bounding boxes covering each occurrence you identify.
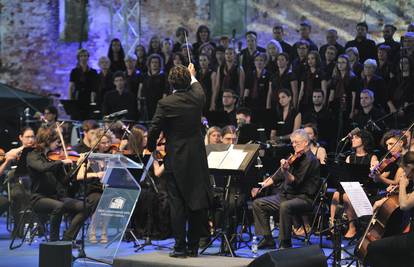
[47,149,80,161]
[369,153,400,178]
[256,150,305,196]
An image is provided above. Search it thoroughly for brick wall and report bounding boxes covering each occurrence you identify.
[0,0,412,99]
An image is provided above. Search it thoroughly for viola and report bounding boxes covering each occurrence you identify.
[47,149,80,161]
[369,153,400,178]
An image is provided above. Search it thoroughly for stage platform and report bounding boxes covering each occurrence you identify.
[113,251,253,267]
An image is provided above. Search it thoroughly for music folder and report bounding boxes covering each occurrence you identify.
[205,143,259,176]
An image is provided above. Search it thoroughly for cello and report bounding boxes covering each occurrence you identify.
[355,186,405,263]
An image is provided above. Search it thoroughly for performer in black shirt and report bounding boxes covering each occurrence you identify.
[102,71,139,121]
[69,48,98,120]
[251,129,320,249]
[345,22,377,63]
[147,64,213,258]
[366,152,414,267]
[272,25,293,59]
[377,24,401,64]
[27,127,89,241]
[319,29,344,61]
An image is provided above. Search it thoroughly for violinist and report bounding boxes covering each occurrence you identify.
[129,127,170,240]
[77,128,113,244]
[370,130,406,188]
[251,129,320,249]
[365,151,414,267]
[72,120,99,153]
[26,126,88,242]
[0,127,35,236]
[329,130,378,239]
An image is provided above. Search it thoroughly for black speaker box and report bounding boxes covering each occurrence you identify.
[248,245,327,267]
[39,241,73,267]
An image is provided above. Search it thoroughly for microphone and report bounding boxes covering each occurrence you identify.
[103,109,128,120]
[340,127,360,142]
[201,117,209,129]
[255,141,271,149]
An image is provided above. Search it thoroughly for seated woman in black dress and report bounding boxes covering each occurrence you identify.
[329,130,378,239]
[269,89,301,144]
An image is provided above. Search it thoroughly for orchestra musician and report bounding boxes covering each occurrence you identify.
[365,151,414,267]
[329,129,378,239]
[26,126,89,242]
[0,127,36,236]
[76,128,113,244]
[251,129,320,249]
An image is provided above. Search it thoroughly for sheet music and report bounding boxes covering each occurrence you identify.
[340,182,373,217]
[207,151,229,169]
[219,149,247,170]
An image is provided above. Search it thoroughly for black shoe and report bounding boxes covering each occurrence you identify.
[187,248,199,257]
[257,237,276,250]
[169,249,187,258]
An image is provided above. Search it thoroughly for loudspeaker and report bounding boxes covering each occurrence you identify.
[248,245,327,267]
[39,241,73,267]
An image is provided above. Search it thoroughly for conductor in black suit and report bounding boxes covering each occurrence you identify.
[148,63,213,258]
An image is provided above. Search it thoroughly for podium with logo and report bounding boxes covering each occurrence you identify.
[82,153,143,264]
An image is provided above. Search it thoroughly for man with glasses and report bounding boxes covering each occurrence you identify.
[251,129,320,249]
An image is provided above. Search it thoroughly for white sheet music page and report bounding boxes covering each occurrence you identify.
[219,149,247,170]
[340,182,373,217]
[207,151,228,169]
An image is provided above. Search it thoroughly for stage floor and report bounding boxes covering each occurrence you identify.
[0,216,358,267]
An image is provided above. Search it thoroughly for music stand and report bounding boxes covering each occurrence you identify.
[200,143,259,257]
[325,162,371,267]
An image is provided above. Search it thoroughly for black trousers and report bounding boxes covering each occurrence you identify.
[252,193,312,246]
[166,172,207,251]
[33,196,92,241]
[366,232,414,267]
[0,195,9,216]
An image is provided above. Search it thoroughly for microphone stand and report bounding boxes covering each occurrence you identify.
[70,118,119,264]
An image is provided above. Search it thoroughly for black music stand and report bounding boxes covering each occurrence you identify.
[325,162,371,267]
[200,144,259,257]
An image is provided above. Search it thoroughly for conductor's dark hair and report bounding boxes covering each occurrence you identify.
[168,65,191,91]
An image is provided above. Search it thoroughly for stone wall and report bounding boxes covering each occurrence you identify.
[0,0,412,99]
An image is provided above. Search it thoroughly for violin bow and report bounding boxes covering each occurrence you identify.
[55,122,69,159]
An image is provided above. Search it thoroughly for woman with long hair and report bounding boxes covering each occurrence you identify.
[298,51,328,111]
[329,130,378,239]
[107,38,126,72]
[268,52,298,108]
[134,44,148,73]
[270,89,301,143]
[197,53,216,114]
[204,126,222,145]
[328,54,359,119]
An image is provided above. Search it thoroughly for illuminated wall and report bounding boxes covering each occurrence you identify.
[0,0,412,100]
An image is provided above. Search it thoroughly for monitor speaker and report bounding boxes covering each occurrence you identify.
[39,241,72,267]
[247,245,327,267]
